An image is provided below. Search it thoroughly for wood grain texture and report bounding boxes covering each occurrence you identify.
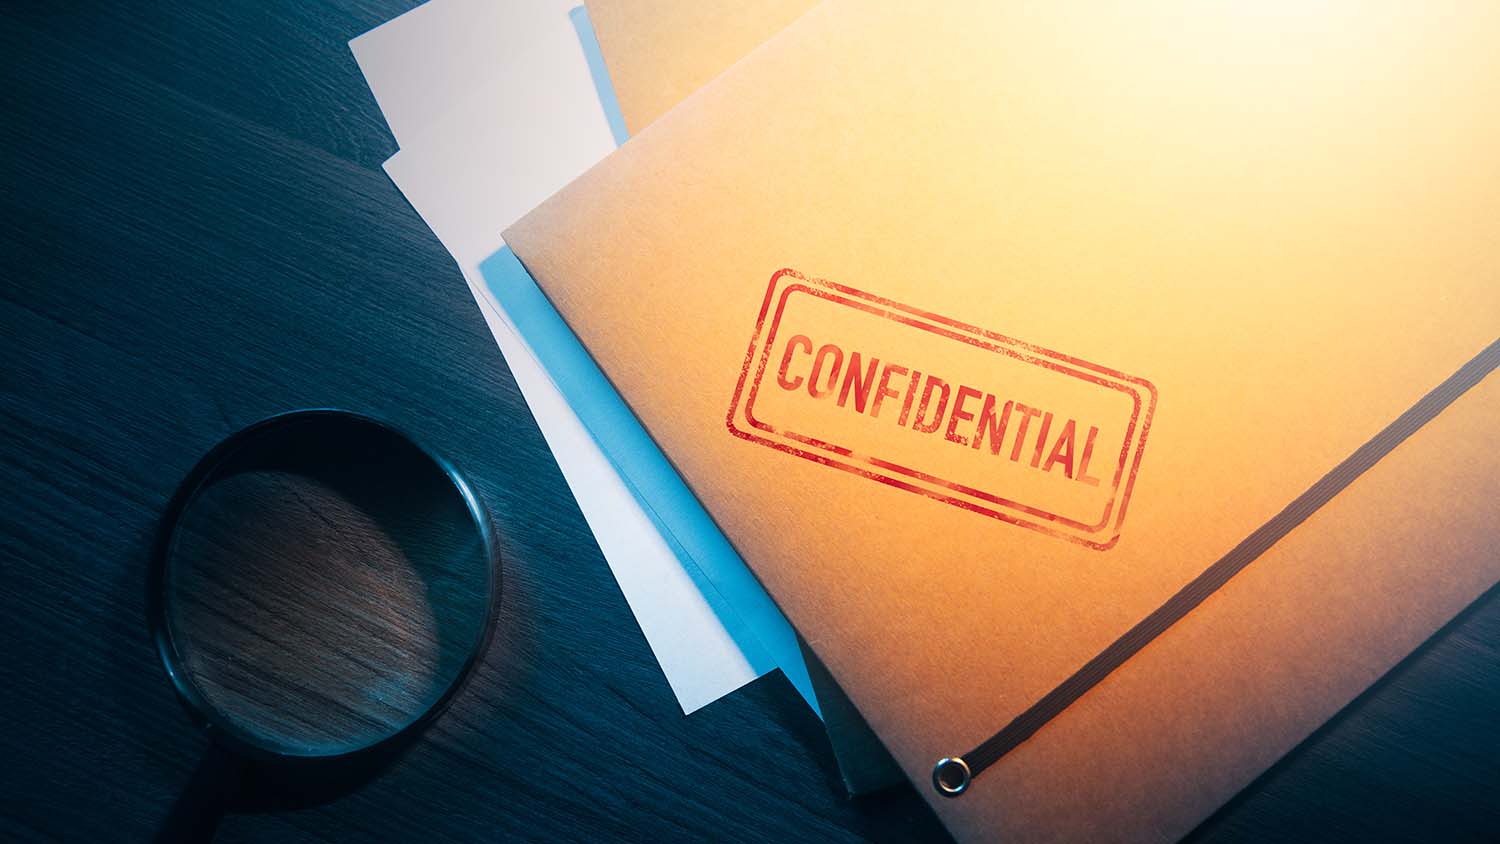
[0,3,1494,841]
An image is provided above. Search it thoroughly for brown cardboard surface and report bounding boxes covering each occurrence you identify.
[584,0,817,135]
[507,3,1500,841]
[944,367,1500,842]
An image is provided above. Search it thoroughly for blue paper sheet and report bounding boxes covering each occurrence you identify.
[481,10,817,715]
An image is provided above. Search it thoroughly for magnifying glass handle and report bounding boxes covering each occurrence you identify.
[155,743,244,843]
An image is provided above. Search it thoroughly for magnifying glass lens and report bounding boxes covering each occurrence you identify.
[159,419,493,758]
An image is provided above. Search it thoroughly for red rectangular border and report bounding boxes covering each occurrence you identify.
[726,269,1157,550]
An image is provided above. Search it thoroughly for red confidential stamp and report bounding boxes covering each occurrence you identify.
[726,269,1157,550]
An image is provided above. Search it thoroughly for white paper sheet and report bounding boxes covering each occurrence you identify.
[351,0,816,716]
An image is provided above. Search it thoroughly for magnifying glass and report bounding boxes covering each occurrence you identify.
[147,410,500,841]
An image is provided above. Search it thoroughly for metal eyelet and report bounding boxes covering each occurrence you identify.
[932,756,971,797]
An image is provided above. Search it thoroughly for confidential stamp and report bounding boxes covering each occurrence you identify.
[726,269,1157,549]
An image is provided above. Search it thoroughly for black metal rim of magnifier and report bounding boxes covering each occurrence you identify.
[145,408,502,765]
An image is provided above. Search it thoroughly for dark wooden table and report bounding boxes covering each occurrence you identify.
[3,3,1497,841]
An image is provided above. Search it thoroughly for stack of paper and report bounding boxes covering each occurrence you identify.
[357,3,1500,841]
[500,3,1500,842]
